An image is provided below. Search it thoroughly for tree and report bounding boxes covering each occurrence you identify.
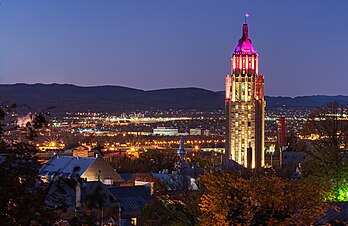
[141,198,174,226]
[301,102,348,201]
[139,173,201,226]
[0,107,59,225]
[199,171,329,226]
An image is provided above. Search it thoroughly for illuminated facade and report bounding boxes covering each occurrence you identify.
[225,19,265,169]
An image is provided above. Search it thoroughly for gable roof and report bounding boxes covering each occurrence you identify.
[40,155,94,178]
[81,156,124,183]
[40,155,124,183]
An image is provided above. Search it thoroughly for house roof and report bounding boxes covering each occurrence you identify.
[152,173,198,191]
[40,155,124,183]
[40,155,94,178]
[108,185,152,216]
[46,180,119,209]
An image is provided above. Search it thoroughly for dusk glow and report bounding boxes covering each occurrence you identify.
[0,1,347,96]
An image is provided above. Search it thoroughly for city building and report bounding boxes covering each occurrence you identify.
[189,128,202,135]
[225,16,265,168]
[153,126,179,136]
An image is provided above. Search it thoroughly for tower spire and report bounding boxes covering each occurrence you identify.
[234,14,254,53]
[244,13,250,24]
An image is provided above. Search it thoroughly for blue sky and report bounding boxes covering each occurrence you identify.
[0,1,347,96]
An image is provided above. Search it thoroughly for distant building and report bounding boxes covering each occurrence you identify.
[189,128,202,136]
[40,155,124,185]
[72,145,93,158]
[225,16,265,169]
[153,127,178,136]
[64,144,90,156]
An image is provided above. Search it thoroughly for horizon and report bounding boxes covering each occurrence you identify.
[0,1,347,96]
[2,82,348,98]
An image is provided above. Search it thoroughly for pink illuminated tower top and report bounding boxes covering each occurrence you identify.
[234,14,255,54]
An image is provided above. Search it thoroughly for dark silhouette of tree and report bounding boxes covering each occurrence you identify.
[0,106,61,225]
[301,102,348,201]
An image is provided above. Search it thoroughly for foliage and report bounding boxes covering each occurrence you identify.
[0,106,60,225]
[0,142,59,225]
[199,171,329,226]
[141,191,201,226]
[141,198,174,226]
[140,171,201,226]
[301,102,348,201]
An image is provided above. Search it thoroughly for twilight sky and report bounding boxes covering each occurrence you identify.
[0,1,347,97]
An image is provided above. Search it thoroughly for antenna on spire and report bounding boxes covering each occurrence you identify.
[244,13,250,24]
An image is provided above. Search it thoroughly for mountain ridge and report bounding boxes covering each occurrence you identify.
[0,83,347,115]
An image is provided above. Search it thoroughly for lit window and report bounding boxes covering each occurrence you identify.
[235,122,238,127]
[235,113,238,118]
[236,130,239,134]
[235,105,239,110]
[131,218,137,225]
[235,138,238,143]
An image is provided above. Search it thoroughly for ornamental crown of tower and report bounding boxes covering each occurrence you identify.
[234,23,255,54]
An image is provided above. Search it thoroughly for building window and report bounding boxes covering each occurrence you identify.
[235,122,238,127]
[131,218,137,225]
[235,105,239,110]
[236,130,239,134]
[104,179,112,185]
[235,138,238,143]
[235,113,238,118]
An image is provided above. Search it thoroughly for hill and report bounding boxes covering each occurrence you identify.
[0,84,347,115]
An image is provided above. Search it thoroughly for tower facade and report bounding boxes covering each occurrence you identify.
[225,20,265,169]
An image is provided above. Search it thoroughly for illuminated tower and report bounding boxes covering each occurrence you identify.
[225,16,265,169]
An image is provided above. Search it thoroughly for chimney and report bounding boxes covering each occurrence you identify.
[76,182,81,209]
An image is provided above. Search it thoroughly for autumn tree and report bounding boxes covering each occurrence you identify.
[199,171,329,226]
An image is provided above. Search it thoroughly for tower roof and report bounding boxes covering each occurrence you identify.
[177,137,186,158]
[234,22,256,54]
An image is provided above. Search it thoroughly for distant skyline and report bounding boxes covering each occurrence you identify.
[0,1,347,97]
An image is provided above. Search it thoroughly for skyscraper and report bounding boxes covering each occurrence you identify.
[225,17,265,169]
